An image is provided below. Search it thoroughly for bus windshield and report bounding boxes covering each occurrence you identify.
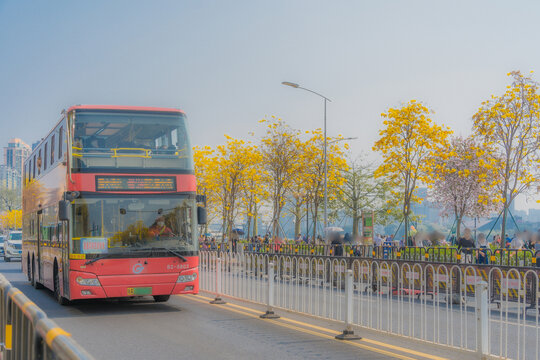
[72,110,193,171]
[71,195,197,256]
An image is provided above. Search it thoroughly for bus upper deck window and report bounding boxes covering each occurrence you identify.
[37,150,42,175]
[51,135,55,165]
[58,127,63,159]
[44,143,48,171]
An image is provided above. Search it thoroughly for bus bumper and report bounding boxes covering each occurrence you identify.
[69,269,198,300]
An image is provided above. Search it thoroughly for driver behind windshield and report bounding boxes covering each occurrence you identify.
[149,216,175,238]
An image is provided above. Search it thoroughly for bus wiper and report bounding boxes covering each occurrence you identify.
[85,253,113,265]
[155,247,187,262]
[134,247,187,262]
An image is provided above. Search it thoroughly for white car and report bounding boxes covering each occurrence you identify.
[4,231,22,262]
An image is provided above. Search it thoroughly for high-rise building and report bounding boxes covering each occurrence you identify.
[0,165,20,189]
[1,138,30,190]
[4,138,30,175]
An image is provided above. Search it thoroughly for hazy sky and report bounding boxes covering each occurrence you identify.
[1,0,540,209]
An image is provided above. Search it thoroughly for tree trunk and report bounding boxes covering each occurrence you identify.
[294,201,301,238]
[222,207,227,240]
[306,200,309,239]
[404,215,409,246]
[403,200,410,246]
[352,208,359,238]
[312,206,319,241]
[272,198,279,237]
[500,205,508,247]
[253,203,258,237]
[456,216,461,241]
[246,215,251,241]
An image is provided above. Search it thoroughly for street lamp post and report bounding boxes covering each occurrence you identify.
[282,81,331,238]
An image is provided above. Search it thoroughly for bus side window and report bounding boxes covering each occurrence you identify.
[58,127,63,160]
[37,149,42,176]
[44,143,48,171]
[51,134,55,166]
[33,155,36,179]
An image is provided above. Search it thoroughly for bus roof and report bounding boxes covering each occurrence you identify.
[67,105,185,114]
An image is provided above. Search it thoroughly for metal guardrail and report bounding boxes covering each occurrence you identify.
[200,243,540,268]
[0,274,94,360]
[200,250,540,360]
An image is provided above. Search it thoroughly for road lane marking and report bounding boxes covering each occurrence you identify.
[191,294,448,360]
[182,295,431,360]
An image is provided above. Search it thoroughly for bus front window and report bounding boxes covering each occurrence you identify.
[72,110,193,171]
[71,195,198,257]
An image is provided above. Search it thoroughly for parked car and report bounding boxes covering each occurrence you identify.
[4,231,22,262]
[0,235,5,257]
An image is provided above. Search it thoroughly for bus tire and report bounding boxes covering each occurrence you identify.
[54,267,69,306]
[27,256,31,282]
[153,295,170,303]
[32,257,43,289]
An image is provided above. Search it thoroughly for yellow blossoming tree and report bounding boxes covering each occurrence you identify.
[260,117,301,238]
[473,71,540,241]
[373,100,452,245]
[302,129,348,240]
[0,209,22,230]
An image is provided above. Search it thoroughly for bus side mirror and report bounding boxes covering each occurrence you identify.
[197,207,207,225]
[59,200,70,221]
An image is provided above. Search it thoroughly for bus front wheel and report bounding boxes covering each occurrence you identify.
[54,267,69,306]
[153,295,170,303]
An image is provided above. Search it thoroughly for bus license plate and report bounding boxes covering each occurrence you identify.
[127,287,152,295]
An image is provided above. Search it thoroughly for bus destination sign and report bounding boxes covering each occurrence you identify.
[96,176,177,192]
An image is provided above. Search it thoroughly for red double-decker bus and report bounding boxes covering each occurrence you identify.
[22,105,205,304]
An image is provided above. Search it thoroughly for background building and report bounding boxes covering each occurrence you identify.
[0,165,19,189]
[0,138,30,190]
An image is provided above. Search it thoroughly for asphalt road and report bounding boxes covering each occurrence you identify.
[0,260,415,360]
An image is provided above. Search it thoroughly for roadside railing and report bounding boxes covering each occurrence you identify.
[0,274,94,360]
[200,250,540,360]
[200,243,540,268]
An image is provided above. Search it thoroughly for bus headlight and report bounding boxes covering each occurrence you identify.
[177,273,197,283]
[76,276,101,286]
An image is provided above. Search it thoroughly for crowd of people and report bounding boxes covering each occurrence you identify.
[199,228,540,256]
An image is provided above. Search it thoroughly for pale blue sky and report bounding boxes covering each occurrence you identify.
[1,0,540,209]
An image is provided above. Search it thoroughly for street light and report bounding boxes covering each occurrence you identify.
[328,137,357,145]
[282,81,332,238]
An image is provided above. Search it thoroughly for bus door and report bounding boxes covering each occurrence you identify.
[36,210,43,283]
[60,221,69,297]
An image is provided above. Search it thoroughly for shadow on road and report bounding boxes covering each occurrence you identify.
[8,279,182,318]
[66,298,183,317]
[0,267,24,273]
